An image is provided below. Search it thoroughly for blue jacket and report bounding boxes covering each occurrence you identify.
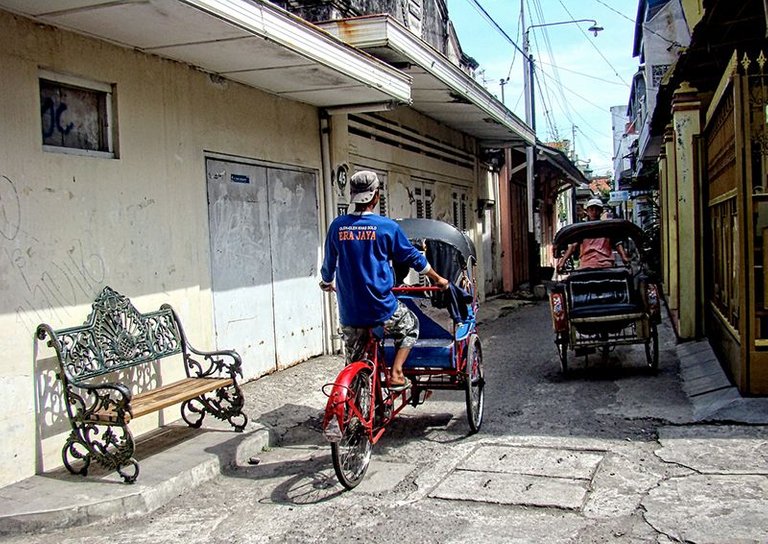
[321,212,429,327]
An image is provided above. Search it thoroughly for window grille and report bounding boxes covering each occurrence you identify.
[651,64,671,88]
[378,178,388,216]
[452,190,469,231]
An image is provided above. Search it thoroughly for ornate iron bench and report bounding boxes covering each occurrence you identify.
[36,286,248,483]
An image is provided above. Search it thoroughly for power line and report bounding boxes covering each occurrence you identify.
[557,0,629,86]
[536,59,628,86]
[463,0,526,57]
[592,0,685,48]
[505,9,524,80]
[535,66,609,130]
[534,62,560,140]
[529,0,573,130]
[457,0,616,161]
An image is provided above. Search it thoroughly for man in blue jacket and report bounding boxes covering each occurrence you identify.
[320,171,449,391]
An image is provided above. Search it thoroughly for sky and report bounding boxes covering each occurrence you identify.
[445,0,640,177]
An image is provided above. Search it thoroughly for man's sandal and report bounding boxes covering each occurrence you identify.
[389,377,412,392]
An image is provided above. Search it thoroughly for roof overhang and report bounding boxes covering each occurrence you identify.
[536,143,589,193]
[650,0,767,134]
[0,0,411,108]
[317,15,535,147]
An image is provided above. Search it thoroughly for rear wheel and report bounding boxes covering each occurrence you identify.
[331,368,373,489]
[556,332,569,374]
[465,335,485,433]
[645,324,659,372]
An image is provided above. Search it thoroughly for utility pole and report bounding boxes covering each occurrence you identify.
[522,15,603,235]
[571,125,577,160]
[522,0,535,234]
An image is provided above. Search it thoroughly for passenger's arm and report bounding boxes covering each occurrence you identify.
[557,242,578,271]
[615,242,631,266]
[424,267,450,291]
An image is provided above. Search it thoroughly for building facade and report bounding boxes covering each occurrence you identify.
[0,0,532,486]
[632,0,768,394]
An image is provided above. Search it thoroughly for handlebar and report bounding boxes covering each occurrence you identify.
[392,286,441,293]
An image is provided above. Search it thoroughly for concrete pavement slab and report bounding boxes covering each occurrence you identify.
[0,426,265,535]
[656,425,768,473]
[642,474,768,543]
[681,372,733,397]
[706,396,768,423]
[430,469,591,509]
[458,444,604,480]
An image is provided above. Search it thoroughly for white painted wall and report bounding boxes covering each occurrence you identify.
[0,11,321,486]
[343,108,486,296]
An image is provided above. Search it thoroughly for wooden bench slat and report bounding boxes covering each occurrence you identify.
[92,377,233,423]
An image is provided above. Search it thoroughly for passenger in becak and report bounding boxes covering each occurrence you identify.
[557,197,631,270]
[319,171,449,391]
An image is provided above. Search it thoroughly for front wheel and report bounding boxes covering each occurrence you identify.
[645,324,659,372]
[465,334,485,433]
[556,332,569,374]
[331,368,373,489]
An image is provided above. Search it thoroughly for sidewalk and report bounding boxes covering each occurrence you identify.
[1,295,766,535]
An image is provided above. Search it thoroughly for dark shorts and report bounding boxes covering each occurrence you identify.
[341,301,420,363]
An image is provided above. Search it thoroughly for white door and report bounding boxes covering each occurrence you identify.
[206,158,322,379]
[266,167,324,368]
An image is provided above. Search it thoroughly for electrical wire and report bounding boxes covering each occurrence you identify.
[592,0,685,48]
[557,0,629,86]
[534,71,560,141]
[535,60,627,86]
[505,10,524,80]
[464,0,526,56]
[527,0,572,139]
[456,0,621,165]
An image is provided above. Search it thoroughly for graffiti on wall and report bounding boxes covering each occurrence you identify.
[1,175,105,331]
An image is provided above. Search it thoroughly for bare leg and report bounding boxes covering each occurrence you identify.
[390,347,411,385]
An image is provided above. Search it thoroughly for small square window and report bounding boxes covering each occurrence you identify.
[39,70,115,158]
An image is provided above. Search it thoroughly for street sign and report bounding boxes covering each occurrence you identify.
[609,190,630,202]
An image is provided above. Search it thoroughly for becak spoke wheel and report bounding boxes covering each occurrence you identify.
[331,368,373,490]
[556,332,569,375]
[645,324,659,372]
[464,334,485,433]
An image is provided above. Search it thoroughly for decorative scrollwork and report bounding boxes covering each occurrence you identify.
[38,287,246,484]
[181,383,247,432]
[63,422,138,483]
[740,51,768,158]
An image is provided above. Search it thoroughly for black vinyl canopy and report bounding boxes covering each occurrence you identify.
[395,218,476,283]
[553,219,645,253]
[396,218,476,261]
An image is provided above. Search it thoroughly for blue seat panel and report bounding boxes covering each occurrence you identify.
[384,338,455,369]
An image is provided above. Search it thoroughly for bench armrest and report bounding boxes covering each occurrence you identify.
[160,303,244,379]
[183,345,244,380]
[70,381,134,422]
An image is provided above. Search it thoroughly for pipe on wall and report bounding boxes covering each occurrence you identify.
[319,111,338,354]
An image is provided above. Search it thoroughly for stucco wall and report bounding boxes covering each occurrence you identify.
[0,11,321,487]
[343,107,486,296]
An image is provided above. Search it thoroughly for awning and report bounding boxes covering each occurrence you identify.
[650,0,766,134]
[536,143,589,192]
[317,15,535,147]
[0,0,411,107]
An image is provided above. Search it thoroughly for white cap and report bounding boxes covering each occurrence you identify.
[349,171,380,204]
[586,197,604,209]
